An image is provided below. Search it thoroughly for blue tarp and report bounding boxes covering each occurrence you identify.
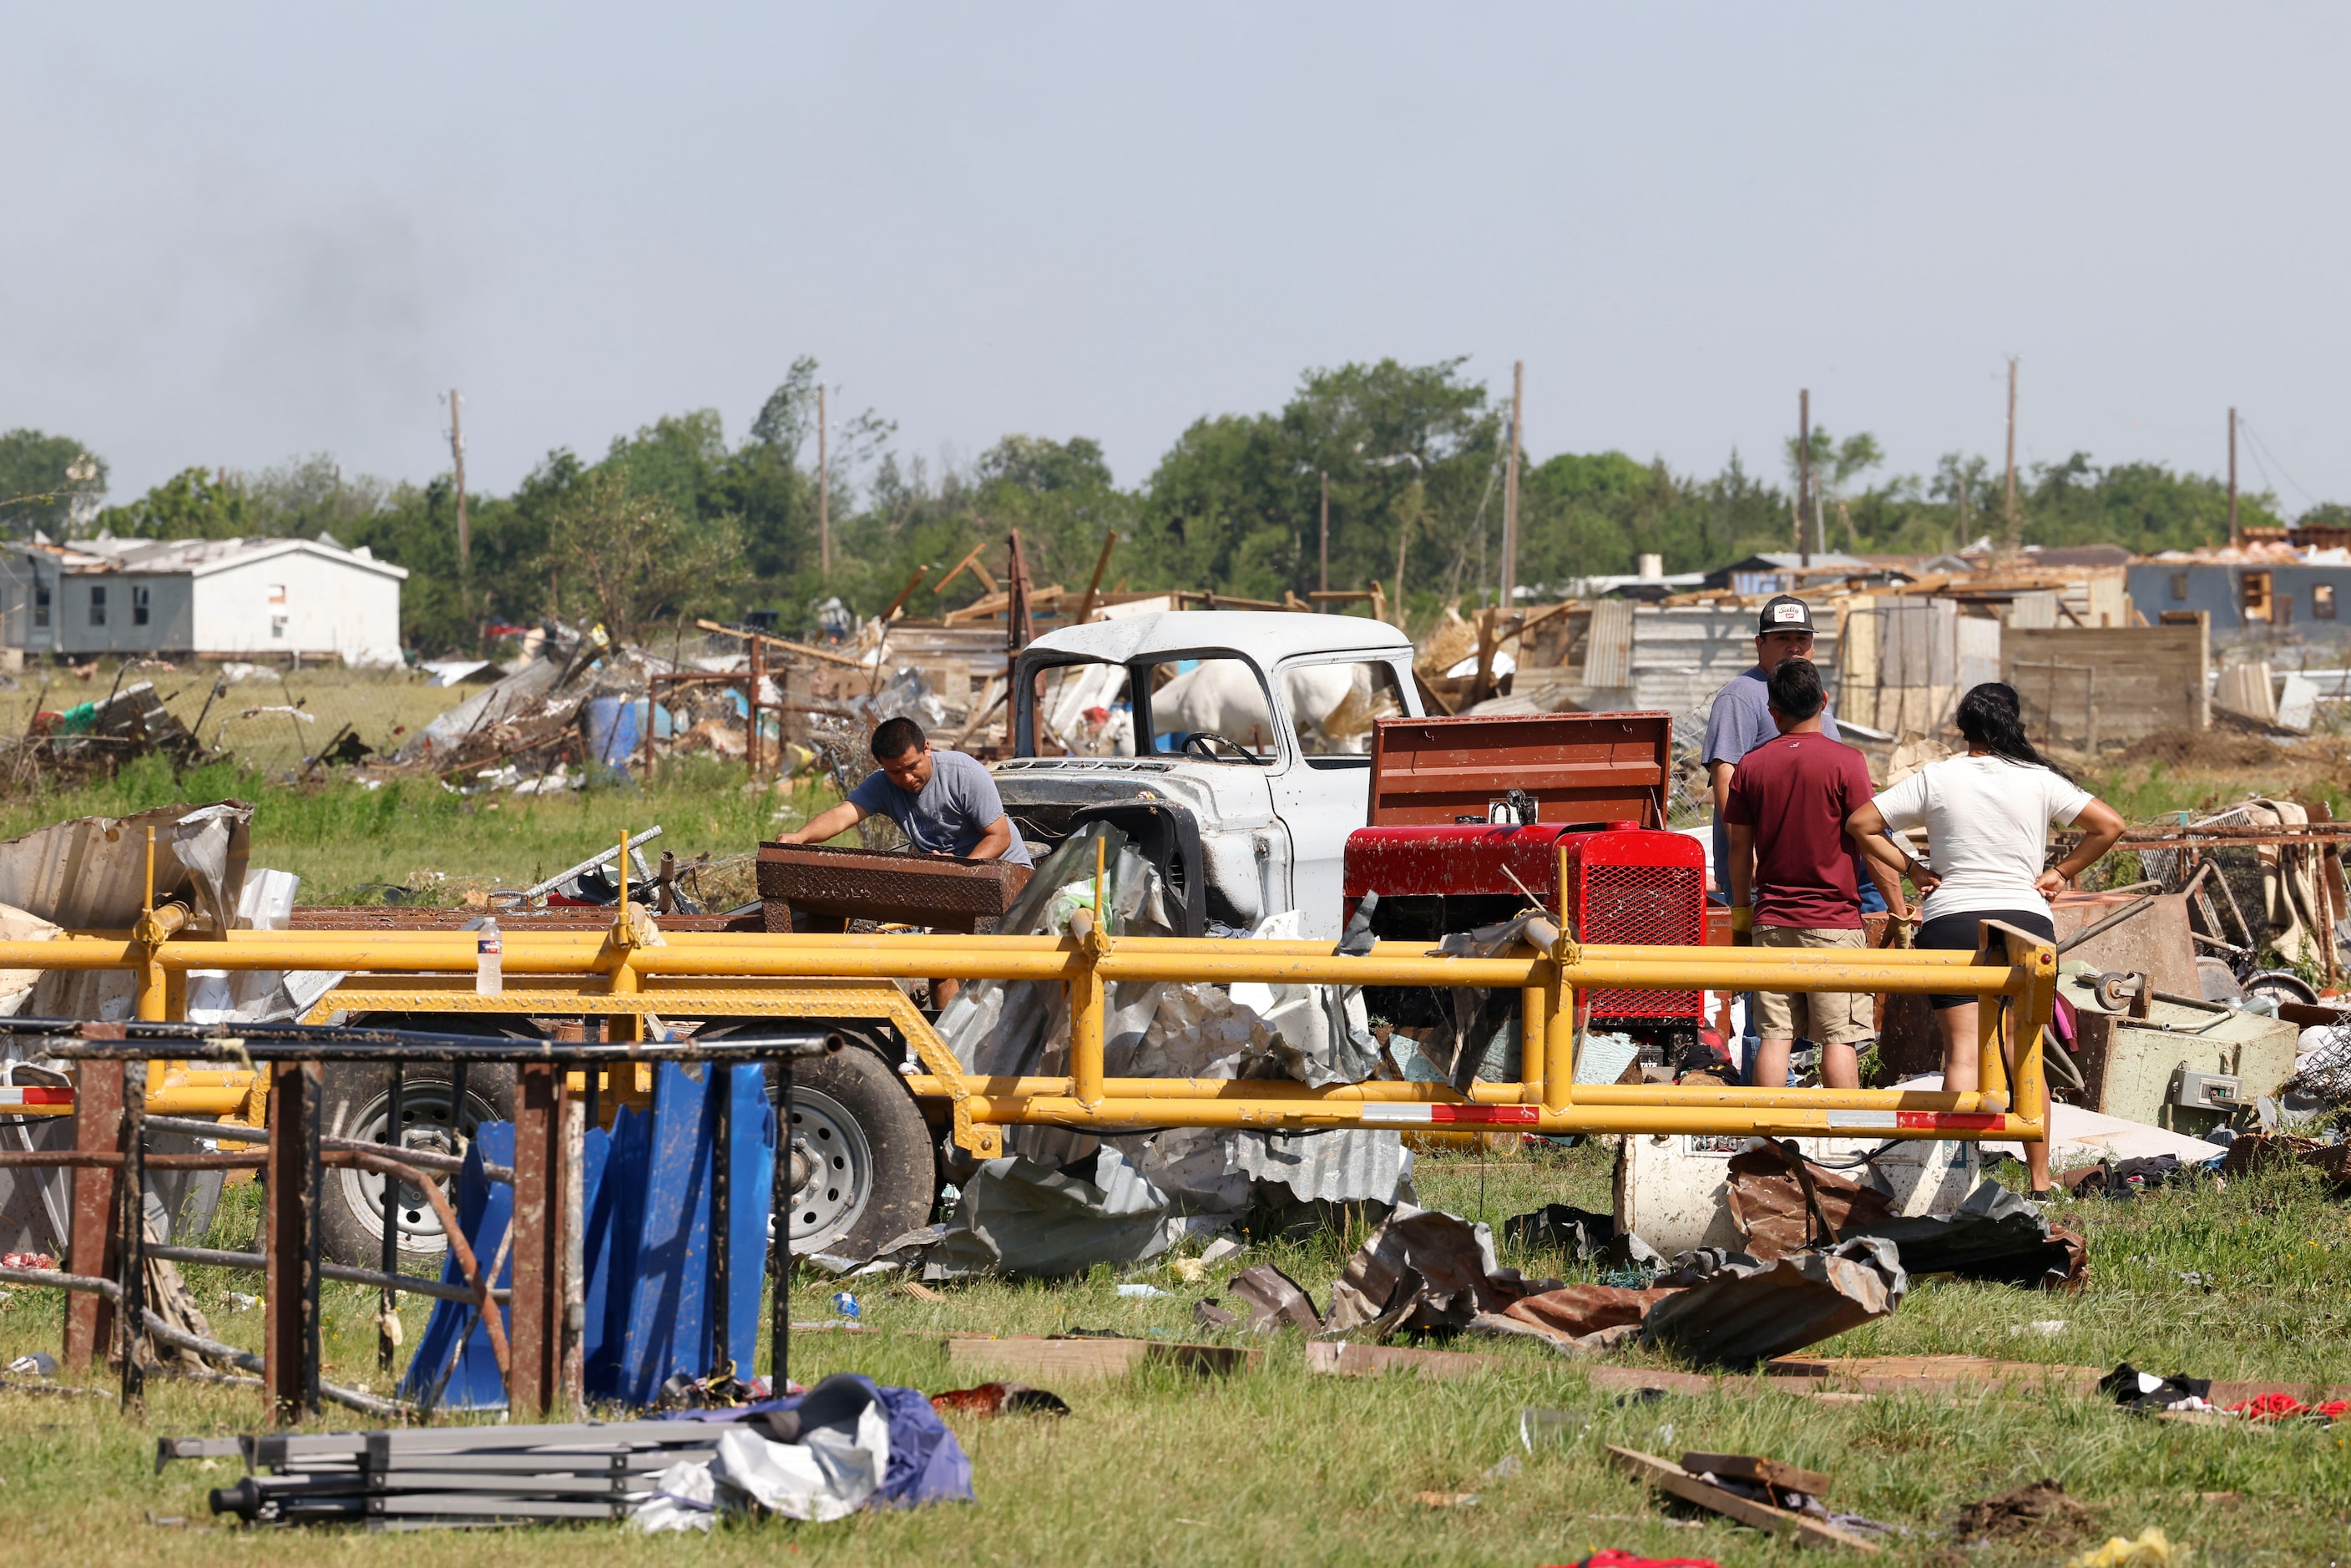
[395,1124,514,1409]
[609,1062,773,1406]
[399,1065,774,1411]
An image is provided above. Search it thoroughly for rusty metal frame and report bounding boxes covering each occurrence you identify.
[14,1024,835,1424]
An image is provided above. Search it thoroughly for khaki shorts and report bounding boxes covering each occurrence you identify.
[1752,925,1875,1046]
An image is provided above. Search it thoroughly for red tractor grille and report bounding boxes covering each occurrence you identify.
[1577,861,1705,1019]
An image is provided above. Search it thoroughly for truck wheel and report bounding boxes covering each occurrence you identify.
[769,1044,933,1261]
[316,1061,515,1272]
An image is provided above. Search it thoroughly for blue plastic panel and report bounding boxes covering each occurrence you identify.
[395,1123,515,1410]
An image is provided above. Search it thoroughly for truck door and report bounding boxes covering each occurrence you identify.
[1267,656,1414,938]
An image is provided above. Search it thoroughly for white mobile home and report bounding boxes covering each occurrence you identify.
[0,533,407,665]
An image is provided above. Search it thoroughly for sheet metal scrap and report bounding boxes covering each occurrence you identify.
[1641,1237,1906,1367]
[1865,1181,2087,1290]
[1223,1263,1322,1332]
[1503,1283,1680,1343]
[1722,1145,1898,1260]
[1323,1206,1551,1336]
[2221,1131,2351,1193]
[174,1419,731,1528]
[1727,1146,2086,1291]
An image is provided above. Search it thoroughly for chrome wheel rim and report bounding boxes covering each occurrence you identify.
[332,1083,485,1254]
[784,1087,874,1257]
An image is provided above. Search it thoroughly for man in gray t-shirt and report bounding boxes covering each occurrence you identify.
[780,716,1032,1007]
[1702,594,1846,905]
[782,718,1034,867]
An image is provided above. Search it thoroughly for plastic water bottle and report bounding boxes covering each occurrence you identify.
[830,1292,860,1320]
[475,918,503,996]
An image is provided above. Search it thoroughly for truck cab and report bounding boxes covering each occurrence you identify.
[994,611,1421,939]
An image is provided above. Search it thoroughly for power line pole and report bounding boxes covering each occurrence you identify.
[448,389,469,568]
[2001,357,2020,555]
[1318,470,1329,596]
[1796,388,1811,569]
[2227,406,2240,549]
[1499,360,1523,614]
[817,384,831,578]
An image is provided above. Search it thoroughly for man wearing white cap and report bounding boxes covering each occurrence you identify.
[1701,594,1884,1080]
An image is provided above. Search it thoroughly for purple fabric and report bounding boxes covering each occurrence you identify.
[660,1375,973,1508]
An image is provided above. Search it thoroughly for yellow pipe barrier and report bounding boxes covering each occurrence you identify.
[959,1095,2024,1140]
[914,1074,2009,1111]
[0,913,2055,1149]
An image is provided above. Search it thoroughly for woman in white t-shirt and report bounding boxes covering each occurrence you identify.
[1846,683,2125,1196]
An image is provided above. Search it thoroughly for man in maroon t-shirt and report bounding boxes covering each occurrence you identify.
[1722,660,1909,1090]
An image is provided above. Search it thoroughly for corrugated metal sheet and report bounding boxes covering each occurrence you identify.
[1641,1236,1905,1365]
[1231,1128,1412,1205]
[1583,599,1634,686]
[1626,607,1843,736]
[0,802,250,932]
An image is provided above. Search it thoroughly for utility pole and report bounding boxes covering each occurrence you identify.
[1797,388,1812,569]
[1499,360,1524,614]
[2001,357,2020,556]
[1318,470,1329,596]
[448,390,469,568]
[2227,406,2240,549]
[817,384,831,578]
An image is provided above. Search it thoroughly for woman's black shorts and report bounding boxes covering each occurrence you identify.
[1914,908,2057,1009]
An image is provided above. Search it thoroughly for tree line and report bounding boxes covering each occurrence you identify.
[0,357,2298,655]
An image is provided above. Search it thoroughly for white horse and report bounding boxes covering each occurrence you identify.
[1155,660,1376,754]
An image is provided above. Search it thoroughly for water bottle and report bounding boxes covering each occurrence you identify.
[475,918,503,996]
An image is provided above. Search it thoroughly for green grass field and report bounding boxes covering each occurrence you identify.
[0,688,2346,1560]
[0,752,840,908]
[3,1145,2348,1565]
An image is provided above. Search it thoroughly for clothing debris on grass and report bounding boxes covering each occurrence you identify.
[2101,1363,2214,1414]
[928,1383,1070,1418]
[2227,1391,2348,1423]
[2066,1525,2185,1567]
[639,1373,972,1530]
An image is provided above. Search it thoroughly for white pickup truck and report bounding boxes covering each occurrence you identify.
[993,610,1427,939]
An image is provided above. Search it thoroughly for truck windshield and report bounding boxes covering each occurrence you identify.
[1142,657,1279,761]
[1034,660,1135,756]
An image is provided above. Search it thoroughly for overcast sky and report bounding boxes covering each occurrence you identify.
[8,5,2344,513]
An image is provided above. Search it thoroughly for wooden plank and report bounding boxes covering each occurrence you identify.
[1302,1342,1719,1395]
[1304,1342,1504,1380]
[62,1058,124,1372]
[1766,1355,2101,1397]
[693,619,867,670]
[1681,1453,1833,1498]
[943,1336,1258,1381]
[1606,1446,1881,1554]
